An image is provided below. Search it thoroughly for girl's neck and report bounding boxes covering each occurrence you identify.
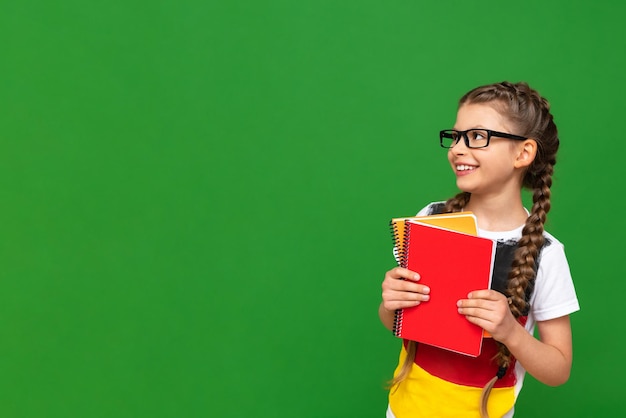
[464,194,528,232]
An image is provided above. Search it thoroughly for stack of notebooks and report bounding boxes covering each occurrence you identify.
[390,212,496,357]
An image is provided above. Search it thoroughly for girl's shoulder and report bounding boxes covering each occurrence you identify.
[416,201,447,216]
[539,229,567,256]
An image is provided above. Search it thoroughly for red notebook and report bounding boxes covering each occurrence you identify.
[394,220,496,357]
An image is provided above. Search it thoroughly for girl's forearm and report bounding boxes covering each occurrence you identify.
[378,302,395,331]
[503,317,572,386]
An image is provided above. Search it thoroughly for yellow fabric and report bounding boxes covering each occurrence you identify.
[388,346,515,418]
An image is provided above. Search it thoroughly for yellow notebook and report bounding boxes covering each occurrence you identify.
[390,211,478,257]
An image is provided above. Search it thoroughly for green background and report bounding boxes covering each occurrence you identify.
[1,1,623,417]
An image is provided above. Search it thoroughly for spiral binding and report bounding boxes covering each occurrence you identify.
[400,220,411,269]
[389,218,413,337]
[393,309,403,337]
[389,219,406,266]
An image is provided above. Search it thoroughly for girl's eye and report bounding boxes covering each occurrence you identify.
[469,130,487,141]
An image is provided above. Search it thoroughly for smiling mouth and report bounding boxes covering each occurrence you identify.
[456,164,477,172]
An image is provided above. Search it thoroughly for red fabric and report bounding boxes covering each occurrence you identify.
[406,317,527,388]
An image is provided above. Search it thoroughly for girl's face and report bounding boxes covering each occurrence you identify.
[448,103,527,197]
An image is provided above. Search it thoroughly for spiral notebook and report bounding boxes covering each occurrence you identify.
[390,213,496,357]
[390,212,478,260]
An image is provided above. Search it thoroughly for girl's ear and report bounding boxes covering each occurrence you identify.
[514,139,538,168]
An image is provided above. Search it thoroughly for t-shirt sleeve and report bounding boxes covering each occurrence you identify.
[530,241,580,322]
[416,202,442,216]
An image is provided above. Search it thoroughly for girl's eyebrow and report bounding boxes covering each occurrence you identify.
[452,126,488,131]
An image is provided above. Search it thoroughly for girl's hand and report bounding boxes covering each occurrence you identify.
[456,289,521,343]
[381,267,431,312]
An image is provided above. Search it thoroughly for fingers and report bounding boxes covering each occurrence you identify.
[465,289,502,301]
[381,267,430,311]
[385,267,420,282]
[457,290,506,313]
[456,290,515,340]
[382,268,429,293]
[382,290,430,310]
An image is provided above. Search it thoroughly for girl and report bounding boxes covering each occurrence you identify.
[379,81,579,418]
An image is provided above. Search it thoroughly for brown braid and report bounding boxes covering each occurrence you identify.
[444,191,471,213]
[387,340,417,390]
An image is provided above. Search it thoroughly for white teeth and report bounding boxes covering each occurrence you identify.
[456,165,476,171]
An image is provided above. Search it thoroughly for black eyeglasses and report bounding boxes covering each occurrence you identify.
[439,129,528,149]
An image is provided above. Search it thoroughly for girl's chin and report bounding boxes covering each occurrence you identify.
[455,180,479,195]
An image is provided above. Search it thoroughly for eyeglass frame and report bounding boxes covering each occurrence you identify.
[439,129,529,149]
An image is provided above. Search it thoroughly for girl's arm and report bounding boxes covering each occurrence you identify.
[457,290,572,386]
[506,315,572,386]
[378,302,395,331]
